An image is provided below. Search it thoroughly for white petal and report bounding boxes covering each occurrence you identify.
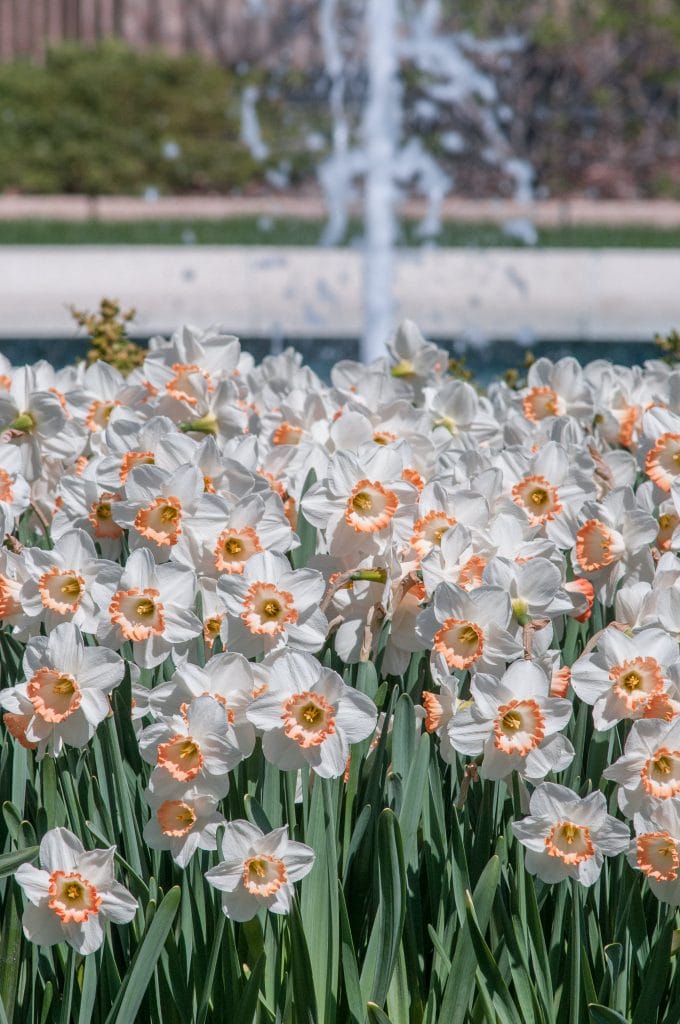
[39,827,84,872]
[22,901,65,947]
[63,916,105,954]
[220,884,260,922]
[99,881,138,923]
[14,865,50,905]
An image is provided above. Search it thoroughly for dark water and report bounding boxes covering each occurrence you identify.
[0,336,660,385]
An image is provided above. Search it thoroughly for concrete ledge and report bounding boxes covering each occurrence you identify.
[2,195,680,227]
[1,246,678,341]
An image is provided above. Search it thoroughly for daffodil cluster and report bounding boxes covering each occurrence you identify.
[6,319,680,951]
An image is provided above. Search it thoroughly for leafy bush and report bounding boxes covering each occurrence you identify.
[0,43,313,195]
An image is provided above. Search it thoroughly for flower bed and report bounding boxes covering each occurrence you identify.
[1,322,680,1022]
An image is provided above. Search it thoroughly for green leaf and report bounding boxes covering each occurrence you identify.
[0,882,23,1023]
[234,955,266,1024]
[397,732,430,867]
[464,891,523,1024]
[588,1007,630,1024]
[569,883,582,1024]
[493,885,541,1024]
[300,778,339,1022]
[77,953,99,1024]
[368,1005,394,1024]
[39,757,58,832]
[338,883,364,1024]
[427,924,451,974]
[289,899,319,1024]
[100,716,144,877]
[59,948,76,1024]
[196,913,225,1024]
[438,855,501,1024]
[0,845,38,878]
[291,468,317,568]
[391,694,416,780]
[107,886,181,1024]
[632,918,673,1024]
[360,809,406,1010]
[355,662,379,700]
[38,981,54,1024]
[243,793,274,834]
[386,944,411,1024]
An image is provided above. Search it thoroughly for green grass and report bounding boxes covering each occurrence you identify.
[1,217,680,247]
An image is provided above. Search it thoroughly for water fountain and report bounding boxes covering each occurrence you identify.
[237,0,536,362]
[317,0,537,361]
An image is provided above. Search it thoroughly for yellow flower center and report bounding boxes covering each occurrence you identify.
[655,754,673,775]
[136,598,156,617]
[205,617,221,635]
[160,505,179,523]
[301,702,322,725]
[459,625,479,644]
[225,537,244,555]
[248,858,267,879]
[54,676,76,696]
[501,710,522,732]
[530,487,549,506]
[96,502,112,520]
[352,491,373,512]
[560,823,580,844]
[621,671,642,692]
[262,600,281,619]
[65,882,84,903]
[179,740,199,760]
[61,577,82,597]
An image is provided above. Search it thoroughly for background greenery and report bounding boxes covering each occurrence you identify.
[2,219,680,248]
[0,44,318,196]
[0,0,678,201]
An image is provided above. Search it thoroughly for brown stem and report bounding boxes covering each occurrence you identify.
[320,568,363,612]
[523,618,551,659]
[455,763,479,809]
[359,603,386,662]
[30,503,51,538]
[580,620,628,658]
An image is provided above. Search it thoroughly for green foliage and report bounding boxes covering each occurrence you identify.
[2,603,680,1021]
[0,42,317,196]
[4,218,680,249]
[70,298,145,375]
[0,14,679,202]
[656,329,680,366]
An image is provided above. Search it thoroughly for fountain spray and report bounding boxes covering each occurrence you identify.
[362,0,401,364]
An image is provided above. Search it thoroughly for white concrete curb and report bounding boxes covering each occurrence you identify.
[1,246,678,341]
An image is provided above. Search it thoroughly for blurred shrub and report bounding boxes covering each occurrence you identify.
[0,42,318,195]
[0,15,678,201]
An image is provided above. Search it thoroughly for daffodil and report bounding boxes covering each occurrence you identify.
[205,821,315,921]
[512,782,629,885]
[14,827,137,953]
